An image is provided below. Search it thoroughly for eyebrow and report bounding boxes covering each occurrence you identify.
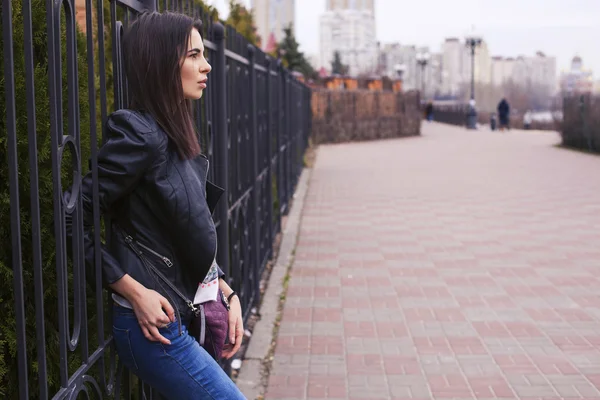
[187,48,203,54]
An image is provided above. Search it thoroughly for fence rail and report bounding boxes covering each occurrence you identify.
[1,0,311,398]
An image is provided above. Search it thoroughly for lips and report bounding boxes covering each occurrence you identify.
[198,78,208,89]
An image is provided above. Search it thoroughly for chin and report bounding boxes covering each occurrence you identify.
[185,94,202,101]
[184,90,204,100]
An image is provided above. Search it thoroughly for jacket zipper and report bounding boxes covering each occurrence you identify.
[124,235,200,316]
[134,240,174,268]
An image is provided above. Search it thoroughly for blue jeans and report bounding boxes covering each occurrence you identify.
[112,304,246,400]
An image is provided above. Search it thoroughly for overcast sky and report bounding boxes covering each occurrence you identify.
[207,0,600,76]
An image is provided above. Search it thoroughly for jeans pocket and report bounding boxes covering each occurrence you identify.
[113,327,139,372]
[157,319,181,340]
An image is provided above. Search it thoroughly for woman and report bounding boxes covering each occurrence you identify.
[74,11,246,399]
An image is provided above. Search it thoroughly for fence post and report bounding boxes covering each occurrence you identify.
[248,44,261,307]
[266,58,274,251]
[213,23,230,278]
[285,70,292,209]
[580,94,592,151]
[353,92,357,139]
[3,2,29,397]
[308,88,312,149]
[277,60,284,216]
[139,0,157,11]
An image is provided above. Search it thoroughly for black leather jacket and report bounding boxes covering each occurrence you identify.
[69,109,224,323]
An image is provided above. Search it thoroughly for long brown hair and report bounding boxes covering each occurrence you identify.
[122,11,202,159]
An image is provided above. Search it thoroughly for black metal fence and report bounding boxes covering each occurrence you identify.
[2,0,311,397]
[431,103,468,127]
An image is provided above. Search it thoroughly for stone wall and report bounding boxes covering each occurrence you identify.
[311,90,421,144]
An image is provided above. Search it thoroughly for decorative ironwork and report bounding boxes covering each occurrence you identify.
[2,0,311,397]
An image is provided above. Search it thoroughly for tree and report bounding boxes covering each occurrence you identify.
[331,51,348,75]
[226,0,260,46]
[200,2,220,21]
[277,25,316,79]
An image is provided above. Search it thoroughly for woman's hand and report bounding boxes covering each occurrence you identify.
[222,295,243,359]
[130,287,176,345]
[110,274,175,345]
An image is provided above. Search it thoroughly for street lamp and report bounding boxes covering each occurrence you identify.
[394,63,406,81]
[465,34,482,129]
[416,52,430,99]
[394,64,406,93]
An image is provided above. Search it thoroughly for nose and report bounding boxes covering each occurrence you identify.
[201,58,211,74]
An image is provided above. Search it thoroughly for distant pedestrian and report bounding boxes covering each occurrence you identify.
[425,102,434,122]
[497,98,510,131]
[523,110,532,130]
[490,113,497,131]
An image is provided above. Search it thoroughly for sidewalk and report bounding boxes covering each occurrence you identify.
[265,123,600,400]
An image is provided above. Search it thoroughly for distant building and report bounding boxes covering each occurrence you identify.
[380,43,417,89]
[491,56,515,87]
[474,41,491,85]
[560,56,594,94]
[252,0,295,50]
[320,3,377,75]
[441,38,469,97]
[326,0,374,12]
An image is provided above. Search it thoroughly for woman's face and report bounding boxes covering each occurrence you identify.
[181,28,211,100]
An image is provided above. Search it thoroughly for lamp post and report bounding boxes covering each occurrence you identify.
[416,52,430,99]
[394,63,406,81]
[465,34,482,129]
[394,64,406,92]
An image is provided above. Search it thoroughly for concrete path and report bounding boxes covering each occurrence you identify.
[265,123,600,400]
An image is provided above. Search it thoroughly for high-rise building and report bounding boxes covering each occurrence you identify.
[529,52,557,95]
[379,43,442,97]
[252,0,295,50]
[491,57,515,87]
[511,52,557,96]
[320,3,377,75]
[441,38,468,97]
[380,43,417,89]
[474,41,491,85]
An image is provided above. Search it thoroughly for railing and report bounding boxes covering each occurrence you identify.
[1,0,311,398]
[431,104,468,127]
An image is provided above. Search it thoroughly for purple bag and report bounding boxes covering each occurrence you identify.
[189,289,230,360]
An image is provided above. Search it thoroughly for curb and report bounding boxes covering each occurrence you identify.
[236,167,312,399]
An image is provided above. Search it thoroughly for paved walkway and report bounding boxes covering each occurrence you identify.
[265,123,600,400]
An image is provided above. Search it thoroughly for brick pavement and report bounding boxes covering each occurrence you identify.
[265,123,600,400]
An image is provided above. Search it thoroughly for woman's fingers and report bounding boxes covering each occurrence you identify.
[232,317,243,353]
[147,325,172,345]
